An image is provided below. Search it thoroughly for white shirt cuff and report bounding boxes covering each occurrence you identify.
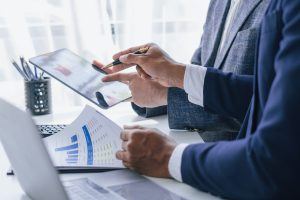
[183,64,207,107]
[168,144,189,182]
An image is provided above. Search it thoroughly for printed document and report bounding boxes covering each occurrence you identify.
[44,105,124,168]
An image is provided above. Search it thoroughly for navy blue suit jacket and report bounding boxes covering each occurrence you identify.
[182,0,300,199]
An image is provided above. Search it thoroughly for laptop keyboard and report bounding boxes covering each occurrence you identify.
[37,124,67,137]
[64,178,122,200]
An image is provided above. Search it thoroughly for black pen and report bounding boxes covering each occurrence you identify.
[103,46,149,69]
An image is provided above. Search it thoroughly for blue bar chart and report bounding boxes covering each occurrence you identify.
[55,134,79,164]
[44,106,124,168]
[53,125,95,166]
[82,125,93,165]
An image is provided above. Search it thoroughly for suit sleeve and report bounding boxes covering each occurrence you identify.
[167,88,240,131]
[181,1,300,198]
[167,24,240,131]
[203,68,253,122]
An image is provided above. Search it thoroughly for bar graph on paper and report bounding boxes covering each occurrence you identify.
[44,106,123,168]
[55,134,79,164]
[53,118,119,166]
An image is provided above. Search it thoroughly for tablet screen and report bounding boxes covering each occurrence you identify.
[29,49,132,109]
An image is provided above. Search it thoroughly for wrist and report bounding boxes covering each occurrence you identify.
[158,86,168,106]
[163,143,177,178]
[170,63,186,89]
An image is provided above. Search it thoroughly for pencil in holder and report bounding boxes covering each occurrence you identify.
[24,77,52,115]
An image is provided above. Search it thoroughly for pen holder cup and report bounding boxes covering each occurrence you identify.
[24,77,52,115]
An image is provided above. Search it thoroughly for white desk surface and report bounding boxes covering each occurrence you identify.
[0,100,221,200]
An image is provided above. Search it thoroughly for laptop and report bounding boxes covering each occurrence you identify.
[0,99,124,200]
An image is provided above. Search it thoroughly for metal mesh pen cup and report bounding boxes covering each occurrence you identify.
[24,77,52,115]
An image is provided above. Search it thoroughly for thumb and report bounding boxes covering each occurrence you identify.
[119,53,143,65]
[136,66,151,80]
[102,72,136,83]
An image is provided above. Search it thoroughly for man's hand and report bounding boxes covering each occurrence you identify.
[95,43,186,88]
[102,72,168,108]
[116,125,177,178]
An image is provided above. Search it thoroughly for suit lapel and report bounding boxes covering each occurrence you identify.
[214,0,262,69]
[203,0,231,67]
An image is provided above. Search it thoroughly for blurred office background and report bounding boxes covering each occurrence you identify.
[0,0,209,110]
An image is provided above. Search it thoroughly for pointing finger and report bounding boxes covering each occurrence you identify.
[109,63,135,73]
[102,72,136,83]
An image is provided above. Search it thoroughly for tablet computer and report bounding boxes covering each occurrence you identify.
[29,49,132,109]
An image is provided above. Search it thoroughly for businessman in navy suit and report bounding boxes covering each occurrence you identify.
[101,0,300,198]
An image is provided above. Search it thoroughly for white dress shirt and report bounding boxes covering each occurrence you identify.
[168,0,242,182]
